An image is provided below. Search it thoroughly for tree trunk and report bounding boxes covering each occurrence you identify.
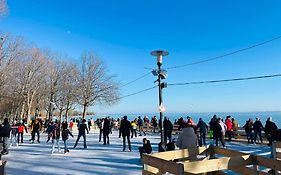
[82,103,87,119]
[20,101,26,120]
[65,108,69,122]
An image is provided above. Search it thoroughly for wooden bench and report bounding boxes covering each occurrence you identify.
[142,145,281,175]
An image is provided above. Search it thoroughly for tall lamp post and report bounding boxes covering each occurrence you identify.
[151,50,168,152]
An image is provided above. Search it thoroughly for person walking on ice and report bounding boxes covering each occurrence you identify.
[74,119,89,149]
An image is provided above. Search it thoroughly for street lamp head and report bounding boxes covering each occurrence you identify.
[151,50,169,66]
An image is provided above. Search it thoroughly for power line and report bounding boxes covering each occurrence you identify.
[168,73,281,86]
[166,35,281,70]
[113,85,157,101]
[119,72,151,88]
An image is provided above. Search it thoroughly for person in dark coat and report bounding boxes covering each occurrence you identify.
[163,117,173,143]
[138,138,152,158]
[119,116,132,151]
[253,118,264,144]
[137,116,146,136]
[264,117,278,145]
[96,118,103,142]
[62,123,73,153]
[74,119,89,148]
[0,118,11,154]
[151,116,158,133]
[51,122,61,154]
[31,118,42,143]
[213,118,225,147]
[88,119,92,131]
[46,121,54,143]
[197,118,208,146]
[243,118,254,144]
[103,117,110,145]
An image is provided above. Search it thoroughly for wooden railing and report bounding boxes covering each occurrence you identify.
[142,145,281,175]
[143,124,268,144]
[272,141,281,160]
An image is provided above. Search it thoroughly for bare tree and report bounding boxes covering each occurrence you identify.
[10,48,48,121]
[78,52,120,119]
[54,61,79,121]
[0,0,8,16]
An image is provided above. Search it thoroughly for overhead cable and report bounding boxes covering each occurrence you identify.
[166,35,281,70]
[119,72,151,88]
[168,73,281,86]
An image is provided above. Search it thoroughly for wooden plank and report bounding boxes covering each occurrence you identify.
[214,171,228,175]
[214,147,249,157]
[142,170,157,175]
[276,152,281,160]
[275,141,281,148]
[230,166,270,175]
[143,165,158,175]
[151,147,209,161]
[183,155,252,174]
[142,154,184,175]
[256,155,281,172]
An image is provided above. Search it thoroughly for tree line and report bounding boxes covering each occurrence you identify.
[0,33,120,122]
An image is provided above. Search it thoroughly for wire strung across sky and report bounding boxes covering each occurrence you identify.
[114,85,157,101]
[166,35,281,70]
[119,35,281,88]
[114,73,281,101]
[119,72,151,88]
[168,73,281,86]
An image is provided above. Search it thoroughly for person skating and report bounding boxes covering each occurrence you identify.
[119,116,132,151]
[131,120,137,138]
[137,116,146,136]
[74,119,89,148]
[197,118,208,146]
[10,121,19,147]
[31,118,42,143]
[88,119,92,131]
[46,121,54,143]
[213,118,225,147]
[253,117,264,144]
[0,118,11,155]
[17,121,26,144]
[264,117,278,146]
[103,117,110,145]
[225,116,233,141]
[243,118,254,144]
[163,117,173,143]
[151,116,158,133]
[51,122,61,154]
[62,124,73,153]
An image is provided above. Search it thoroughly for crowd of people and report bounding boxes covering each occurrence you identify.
[0,114,280,158]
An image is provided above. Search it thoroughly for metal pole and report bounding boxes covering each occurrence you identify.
[158,64,164,144]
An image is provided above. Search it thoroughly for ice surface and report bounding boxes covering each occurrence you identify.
[3,129,271,175]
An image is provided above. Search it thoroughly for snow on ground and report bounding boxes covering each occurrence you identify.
[2,129,272,175]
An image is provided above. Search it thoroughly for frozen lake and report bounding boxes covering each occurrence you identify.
[3,129,272,175]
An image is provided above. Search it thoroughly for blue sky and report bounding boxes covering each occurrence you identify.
[1,0,281,114]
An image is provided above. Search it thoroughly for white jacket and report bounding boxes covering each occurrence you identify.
[176,127,197,149]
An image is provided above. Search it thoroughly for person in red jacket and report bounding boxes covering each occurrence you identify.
[225,116,233,141]
[17,121,25,144]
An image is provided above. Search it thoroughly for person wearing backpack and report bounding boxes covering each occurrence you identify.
[62,124,73,153]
